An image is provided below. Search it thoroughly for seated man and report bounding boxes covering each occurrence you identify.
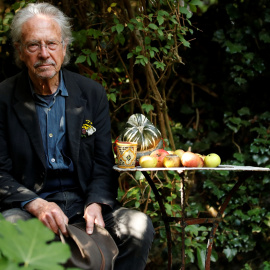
[0,3,154,269]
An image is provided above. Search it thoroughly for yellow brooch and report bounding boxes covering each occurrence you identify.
[81,120,96,137]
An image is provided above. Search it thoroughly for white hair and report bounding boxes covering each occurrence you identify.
[10,2,73,68]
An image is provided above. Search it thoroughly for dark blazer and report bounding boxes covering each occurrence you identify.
[0,68,118,212]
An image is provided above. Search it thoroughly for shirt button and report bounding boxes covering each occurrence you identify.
[49,133,53,138]
[51,158,55,163]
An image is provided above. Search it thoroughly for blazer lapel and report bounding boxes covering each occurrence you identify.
[63,70,87,165]
[12,70,47,169]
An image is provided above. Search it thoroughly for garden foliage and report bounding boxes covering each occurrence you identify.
[0,0,270,269]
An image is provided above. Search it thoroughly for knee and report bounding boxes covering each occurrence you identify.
[1,208,32,223]
[126,211,155,246]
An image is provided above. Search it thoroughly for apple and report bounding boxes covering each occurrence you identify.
[175,149,185,160]
[167,150,175,154]
[163,154,181,168]
[181,151,204,167]
[196,153,205,161]
[204,153,221,167]
[150,149,169,167]
[139,155,158,168]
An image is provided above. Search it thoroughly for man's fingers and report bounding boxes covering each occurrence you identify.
[52,211,69,236]
[95,215,105,228]
[26,199,69,236]
[85,214,95,234]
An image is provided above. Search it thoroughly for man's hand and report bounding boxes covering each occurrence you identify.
[25,198,69,236]
[84,203,105,235]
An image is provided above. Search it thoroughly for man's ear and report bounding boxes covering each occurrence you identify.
[14,42,23,60]
[62,39,68,56]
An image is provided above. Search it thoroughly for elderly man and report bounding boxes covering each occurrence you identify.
[0,3,154,269]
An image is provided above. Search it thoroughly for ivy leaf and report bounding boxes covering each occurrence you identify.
[0,218,70,270]
[225,41,246,54]
[186,225,199,237]
[234,77,247,85]
[259,30,270,43]
[142,104,154,114]
[223,247,237,262]
[107,93,117,103]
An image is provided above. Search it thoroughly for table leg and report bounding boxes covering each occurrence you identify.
[142,171,172,270]
[205,176,246,269]
[180,174,186,270]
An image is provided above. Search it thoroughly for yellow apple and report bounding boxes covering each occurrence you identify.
[139,155,158,168]
[163,154,181,168]
[175,149,185,159]
[204,153,221,167]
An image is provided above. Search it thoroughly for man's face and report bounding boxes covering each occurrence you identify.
[18,14,67,81]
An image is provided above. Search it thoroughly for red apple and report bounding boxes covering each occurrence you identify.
[181,151,204,167]
[163,154,181,168]
[150,149,169,167]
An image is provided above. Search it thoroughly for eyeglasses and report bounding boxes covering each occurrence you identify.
[21,40,63,53]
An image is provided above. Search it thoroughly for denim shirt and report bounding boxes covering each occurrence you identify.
[22,71,77,205]
[33,71,73,172]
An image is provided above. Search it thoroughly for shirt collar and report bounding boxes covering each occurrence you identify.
[58,70,68,97]
[30,69,68,98]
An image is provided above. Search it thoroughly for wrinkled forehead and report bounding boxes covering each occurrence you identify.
[21,14,62,42]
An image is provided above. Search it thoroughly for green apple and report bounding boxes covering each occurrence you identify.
[204,153,221,167]
[139,155,158,168]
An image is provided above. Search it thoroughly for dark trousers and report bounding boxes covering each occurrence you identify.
[2,190,155,270]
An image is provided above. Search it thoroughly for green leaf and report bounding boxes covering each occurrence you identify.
[142,104,154,114]
[107,93,117,103]
[238,107,250,116]
[157,15,164,25]
[127,52,133,59]
[259,30,270,43]
[135,46,142,53]
[86,55,91,66]
[190,0,202,5]
[116,24,124,34]
[153,61,166,70]
[234,77,247,85]
[186,225,199,237]
[148,23,158,30]
[75,55,86,64]
[223,247,237,262]
[0,218,70,269]
[90,52,97,64]
[196,247,206,270]
[127,23,134,31]
[145,36,151,45]
[225,41,246,54]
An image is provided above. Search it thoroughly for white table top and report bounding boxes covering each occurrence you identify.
[113,164,270,173]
